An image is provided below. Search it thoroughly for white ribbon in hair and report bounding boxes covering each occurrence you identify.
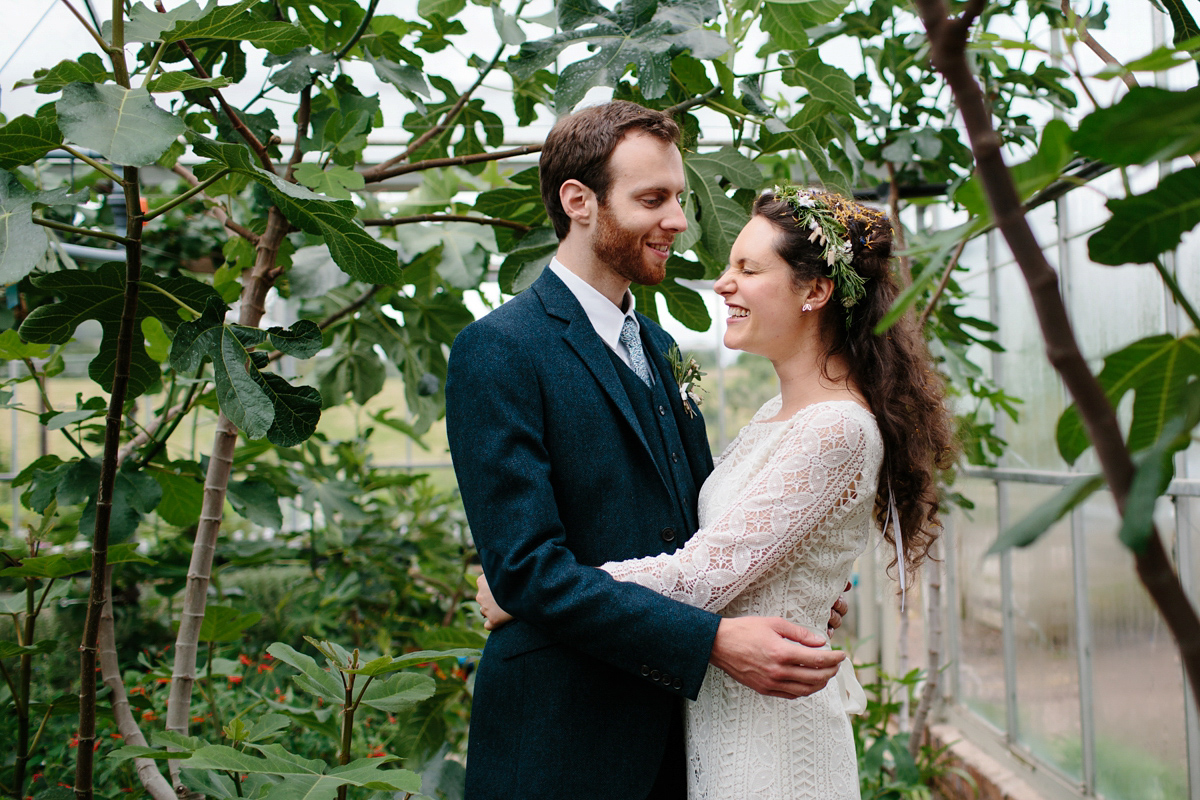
[882,473,905,612]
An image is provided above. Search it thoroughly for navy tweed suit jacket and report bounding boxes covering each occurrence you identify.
[446,268,722,799]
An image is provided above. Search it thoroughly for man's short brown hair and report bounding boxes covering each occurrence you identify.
[539,101,682,239]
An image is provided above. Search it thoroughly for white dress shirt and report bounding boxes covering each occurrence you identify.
[548,259,652,382]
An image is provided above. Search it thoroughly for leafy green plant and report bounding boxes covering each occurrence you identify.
[111,638,478,800]
[853,667,974,800]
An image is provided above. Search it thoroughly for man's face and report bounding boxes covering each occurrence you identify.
[589,131,688,286]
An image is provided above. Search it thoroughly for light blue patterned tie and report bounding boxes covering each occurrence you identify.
[619,316,652,387]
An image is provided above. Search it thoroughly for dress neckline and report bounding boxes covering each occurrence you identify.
[751,397,875,425]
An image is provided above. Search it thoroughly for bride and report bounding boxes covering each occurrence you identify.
[480,187,954,799]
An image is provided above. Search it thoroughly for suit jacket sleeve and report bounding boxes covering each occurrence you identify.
[446,320,721,700]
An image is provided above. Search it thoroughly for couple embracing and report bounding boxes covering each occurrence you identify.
[445,101,954,800]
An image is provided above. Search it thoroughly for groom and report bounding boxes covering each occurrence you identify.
[445,101,845,800]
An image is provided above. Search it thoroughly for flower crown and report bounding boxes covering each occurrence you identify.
[771,186,885,318]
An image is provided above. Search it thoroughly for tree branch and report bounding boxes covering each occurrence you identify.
[285,83,313,184]
[143,169,231,222]
[365,145,542,184]
[361,213,531,232]
[98,567,175,800]
[266,284,384,364]
[333,0,379,60]
[59,144,124,184]
[1061,0,1138,90]
[361,10,528,184]
[666,85,723,117]
[58,0,112,58]
[917,236,969,330]
[886,161,912,285]
[170,164,261,243]
[914,0,1200,708]
[33,216,131,245]
[155,1,276,173]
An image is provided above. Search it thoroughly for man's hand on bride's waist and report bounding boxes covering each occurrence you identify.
[709,616,845,700]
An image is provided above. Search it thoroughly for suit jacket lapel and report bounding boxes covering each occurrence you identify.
[642,322,716,489]
[533,271,664,482]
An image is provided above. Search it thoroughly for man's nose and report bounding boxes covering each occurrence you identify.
[661,195,687,233]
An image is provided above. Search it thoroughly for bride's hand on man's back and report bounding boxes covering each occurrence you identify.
[476,574,514,631]
[827,581,852,637]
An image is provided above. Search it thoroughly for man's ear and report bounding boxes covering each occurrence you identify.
[560,180,595,226]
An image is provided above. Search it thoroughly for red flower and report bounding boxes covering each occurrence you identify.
[142,711,159,722]
[238,654,254,666]
[110,733,123,739]
[228,675,243,685]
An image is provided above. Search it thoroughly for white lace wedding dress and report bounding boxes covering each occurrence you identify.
[602,397,883,800]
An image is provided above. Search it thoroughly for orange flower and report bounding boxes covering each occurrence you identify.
[110,733,123,739]
[142,711,159,722]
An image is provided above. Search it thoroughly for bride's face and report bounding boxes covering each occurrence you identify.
[714,216,809,360]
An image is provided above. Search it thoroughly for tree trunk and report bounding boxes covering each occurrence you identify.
[99,567,175,800]
[164,207,289,791]
[74,161,143,800]
[909,537,942,758]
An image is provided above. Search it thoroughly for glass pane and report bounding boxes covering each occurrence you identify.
[1084,491,1188,800]
[1067,244,1166,363]
[994,261,1068,470]
[951,476,1007,730]
[1006,482,1081,781]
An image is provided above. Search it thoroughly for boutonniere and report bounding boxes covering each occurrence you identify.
[667,343,705,419]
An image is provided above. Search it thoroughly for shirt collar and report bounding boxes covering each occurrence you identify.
[548,258,639,352]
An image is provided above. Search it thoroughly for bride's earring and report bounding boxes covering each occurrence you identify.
[802,302,813,312]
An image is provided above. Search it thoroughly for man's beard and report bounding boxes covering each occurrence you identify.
[592,202,669,286]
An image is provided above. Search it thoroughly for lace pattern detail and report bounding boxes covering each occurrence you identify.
[602,399,882,800]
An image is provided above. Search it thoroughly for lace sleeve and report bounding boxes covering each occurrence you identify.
[601,405,872,612]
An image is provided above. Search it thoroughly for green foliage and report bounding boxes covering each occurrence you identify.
[1088,167,1200,265]
[19,263,225,399]
[0,171,83,283]
[1056,334,1200,465]
[56,83,185,168]
[191,137,402,283]
[853,667,973,799]
[1118,379,1200,553]
[0,111,64,170]
[1073,86,1200,166]
[170,302,323,445]
[510,0,729,112]
[987,473,1105,555]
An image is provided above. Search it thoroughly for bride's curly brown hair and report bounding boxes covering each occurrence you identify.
[753,188,957,577]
